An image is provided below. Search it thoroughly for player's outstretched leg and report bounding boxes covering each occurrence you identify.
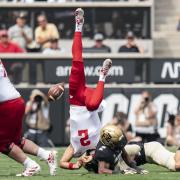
[20,138,57,176]
[85,59,112,111]
[69,8,86,105]
[6,143,41,177]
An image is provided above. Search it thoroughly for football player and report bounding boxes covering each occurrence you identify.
[59,8,112,170]
[120,141,180,171]
[80,125,146,174]
[0,60,57,176]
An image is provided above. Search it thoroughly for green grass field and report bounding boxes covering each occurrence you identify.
[0,147,179,180]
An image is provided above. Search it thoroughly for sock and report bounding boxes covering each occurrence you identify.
[23,157,37,168]
[99,73,106,82]
[75,22,83,32]
[37,147,50,161]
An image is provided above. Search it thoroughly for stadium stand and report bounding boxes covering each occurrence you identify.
[154,0,180,57]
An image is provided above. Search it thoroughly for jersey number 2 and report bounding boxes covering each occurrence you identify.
[78,129,91,146]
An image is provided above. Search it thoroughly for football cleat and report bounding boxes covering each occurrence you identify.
[100,59,112,76]
[47,150,57,176]
[16,164,41,177]
[75,8,84,25]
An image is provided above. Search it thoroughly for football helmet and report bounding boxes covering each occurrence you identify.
[100,124,127,149]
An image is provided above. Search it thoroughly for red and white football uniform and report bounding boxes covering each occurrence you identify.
[69,32,106,157]
[0,60,25,153]
[70,100,106,157]
[0,61,20,102]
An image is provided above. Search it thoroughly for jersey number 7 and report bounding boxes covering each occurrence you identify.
[78,129,91,146]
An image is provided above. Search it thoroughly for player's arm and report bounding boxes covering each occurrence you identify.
[59,144,83,170]
[98,161,113,174]
[121,148,144,173]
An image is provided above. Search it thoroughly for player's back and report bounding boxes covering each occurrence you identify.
[0,61,20,102]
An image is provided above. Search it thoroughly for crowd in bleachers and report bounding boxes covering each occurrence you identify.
[0,12,144,54]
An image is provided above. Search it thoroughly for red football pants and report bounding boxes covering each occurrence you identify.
[69,32,104,111]
[0,97,25,152]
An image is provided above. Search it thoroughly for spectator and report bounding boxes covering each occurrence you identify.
[134,91,159,143]
[43,38,65,54]
[0,30,24,53]
[166,112,180,146]
[0,30,24,84]
[35,14,60,49]
[8,13,33,50]
[89,33,111,53]
[118,31,144,53]
[24,89,54,147]
[111,111,141,142]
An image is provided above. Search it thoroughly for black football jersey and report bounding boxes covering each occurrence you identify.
[95,141,122,170]
[128,141,147,166]
[84,141,123,173]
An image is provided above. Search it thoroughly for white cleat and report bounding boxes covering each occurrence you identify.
[16,164,41,177]
[47,150,57,176]
[100,58,112,76]
[75,8,84,25]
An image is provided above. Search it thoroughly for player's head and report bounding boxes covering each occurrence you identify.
[100,124,127,150]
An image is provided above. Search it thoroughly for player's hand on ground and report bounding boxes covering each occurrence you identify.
[122,168,138,175]
[73,160,83,169]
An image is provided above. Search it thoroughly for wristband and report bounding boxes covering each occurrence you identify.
[68,162,74,169]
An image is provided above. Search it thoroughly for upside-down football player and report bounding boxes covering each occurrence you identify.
[118,140,180,172]
[59,8,112,170]
[79,124,148,174]
[0,60,57,176]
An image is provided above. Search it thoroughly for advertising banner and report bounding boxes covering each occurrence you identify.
[44,59,135,84]
[150,59,180,83]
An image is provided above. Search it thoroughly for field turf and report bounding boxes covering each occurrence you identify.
[0,147,179,180]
